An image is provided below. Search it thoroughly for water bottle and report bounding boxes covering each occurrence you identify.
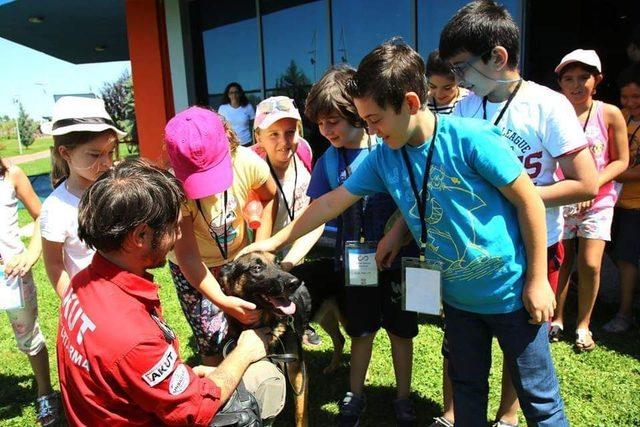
[243,192,263,230]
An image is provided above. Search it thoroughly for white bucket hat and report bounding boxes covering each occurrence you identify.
[41,96,127,137]
[555,49,602,74]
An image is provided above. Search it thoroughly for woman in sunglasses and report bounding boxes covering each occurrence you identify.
[164,106,277,366]
[218,82,255,146]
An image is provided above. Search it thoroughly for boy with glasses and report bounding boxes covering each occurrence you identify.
[437,1,597,425]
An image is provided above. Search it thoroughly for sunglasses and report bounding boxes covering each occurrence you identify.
[257,97,296,115]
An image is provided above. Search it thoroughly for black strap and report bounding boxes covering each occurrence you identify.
[482,79,523,126]
[339,135,372,242]
[582,102,594,133]
[267,156,297,221]
[150,310,176,343]
[400,115,439,261]
[52,117,116,130]
[196,191,229,260]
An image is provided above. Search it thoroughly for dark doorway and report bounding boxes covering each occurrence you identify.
[524,0,640,105]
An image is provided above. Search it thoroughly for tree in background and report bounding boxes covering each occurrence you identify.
[273,60,312,110]
[100,70,138,153]
[17,101,38,149]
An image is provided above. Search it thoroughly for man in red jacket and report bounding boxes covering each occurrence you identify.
[56,158,285,426]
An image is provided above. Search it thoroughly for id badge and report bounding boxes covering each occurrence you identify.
[401,257,442,315]
[344,241,378,287]
[0,273,24,311]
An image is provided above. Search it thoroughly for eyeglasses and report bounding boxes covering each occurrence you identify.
[449,49,494,79]
[228,90,240,95]
[256,97,296,115]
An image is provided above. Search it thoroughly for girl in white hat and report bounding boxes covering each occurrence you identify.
[40,96,125,298]
[552,50,629,351]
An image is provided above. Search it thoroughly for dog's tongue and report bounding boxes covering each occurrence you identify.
[268,296,296,315]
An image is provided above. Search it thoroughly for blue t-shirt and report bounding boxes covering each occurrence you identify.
[343,114,527,314]
[308,145,406,267]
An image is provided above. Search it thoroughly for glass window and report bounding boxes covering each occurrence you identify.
[262,0,329,92]
[331,0,413,67]
[418,0,524,60]
[200,0,261,104]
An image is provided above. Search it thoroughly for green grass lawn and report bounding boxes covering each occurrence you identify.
[1,218,639,426]
[0,137,53,158]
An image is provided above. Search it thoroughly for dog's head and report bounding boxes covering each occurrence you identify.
[219,252,301,316]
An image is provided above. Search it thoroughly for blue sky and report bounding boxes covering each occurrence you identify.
[0,37,130,120]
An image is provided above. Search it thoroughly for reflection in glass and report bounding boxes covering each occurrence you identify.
[332,0,412,67]
[417,0,523,60]
[201,0,261,100]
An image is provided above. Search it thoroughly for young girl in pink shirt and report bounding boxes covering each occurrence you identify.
[552,49,629,351]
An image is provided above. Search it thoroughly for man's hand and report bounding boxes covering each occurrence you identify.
[236,327,270,363]
[219,296,262,325]
[192,365,216,378]
[522,277,556,324]
[235,238,279,260]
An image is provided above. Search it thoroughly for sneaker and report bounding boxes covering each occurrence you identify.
[602,314,633,333]
[337,392,366,427]
[492,421,518,427]
[428,416,454,427]
[303,326,322,346]
[35,391,62,426]
[394,397,416,426]
[548,322,563,343]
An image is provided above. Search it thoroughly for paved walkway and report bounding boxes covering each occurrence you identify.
[4,149,50,165]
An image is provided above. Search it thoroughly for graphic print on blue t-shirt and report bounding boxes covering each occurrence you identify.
[405,163,506,283]
[343,115,527,314]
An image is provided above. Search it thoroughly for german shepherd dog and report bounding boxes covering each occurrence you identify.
[218,252,311,426]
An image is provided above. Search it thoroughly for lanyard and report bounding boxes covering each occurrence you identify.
[582,102,594,133]
[400,115,439,261]
[482,79,523,126]
[340,135,372,242]
[196,191,229,260]
[267,156,297,221]
[628,115,640,145]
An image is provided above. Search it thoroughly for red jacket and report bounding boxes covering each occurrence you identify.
[57,254,221,426]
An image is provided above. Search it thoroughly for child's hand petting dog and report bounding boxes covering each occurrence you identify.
[235,239,278,260]
[220,295,263,325]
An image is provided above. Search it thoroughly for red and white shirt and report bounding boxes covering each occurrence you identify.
[57,253,221,426]
[454,80,588,246]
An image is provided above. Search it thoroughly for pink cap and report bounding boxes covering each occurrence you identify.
[254,96,301,130]
[164,107,233,199]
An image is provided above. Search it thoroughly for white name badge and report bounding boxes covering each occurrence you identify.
[344,241,378,287]
[401,257,442,315]
[0,271,24,311]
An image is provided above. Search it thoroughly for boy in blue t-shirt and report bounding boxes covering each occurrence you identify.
[238,41,566,426]
[301,65,419,427]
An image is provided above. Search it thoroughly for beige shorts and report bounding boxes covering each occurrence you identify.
[242,360,286,420]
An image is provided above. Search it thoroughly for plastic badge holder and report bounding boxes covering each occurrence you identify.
[0,262,24,311]
[401,257,442,315]
[344,241,378,287]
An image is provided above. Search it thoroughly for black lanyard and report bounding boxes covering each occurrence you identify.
[582,102,594,133]
[482,79,523,126]
[340,135,372,242]
[151,309,176,343]
[628,115,640,145]
[400,115,439,261]
[267,156,297,221]
[196,191,229,260]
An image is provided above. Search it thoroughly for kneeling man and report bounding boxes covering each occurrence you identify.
[57,158,284,426]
